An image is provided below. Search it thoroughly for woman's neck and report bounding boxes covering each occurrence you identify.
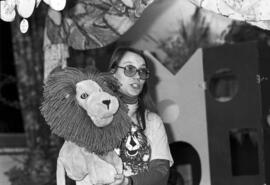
[127,103,138,116]
[119,92,139,124]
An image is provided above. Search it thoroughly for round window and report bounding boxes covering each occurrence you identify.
[208,68,238,102]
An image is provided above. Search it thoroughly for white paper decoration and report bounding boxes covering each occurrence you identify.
[0,0,16,22]
[43,0,66,11]
[20,18,29,33]
[0,0,66,33]
[17,0,36,18]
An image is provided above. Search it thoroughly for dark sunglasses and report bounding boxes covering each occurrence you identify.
[116,65,150,80]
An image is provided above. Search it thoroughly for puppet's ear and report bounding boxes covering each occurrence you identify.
[82,66,100,75]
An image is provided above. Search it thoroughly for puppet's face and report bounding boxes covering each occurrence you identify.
[76,80,119,127]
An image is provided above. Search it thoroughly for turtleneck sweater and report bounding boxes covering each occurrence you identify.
[119,92,138,105]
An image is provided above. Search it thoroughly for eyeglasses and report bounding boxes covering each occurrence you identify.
[116,65,150,80]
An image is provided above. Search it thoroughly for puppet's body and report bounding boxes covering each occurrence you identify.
[57,141,122,185]
[41,67,132,185]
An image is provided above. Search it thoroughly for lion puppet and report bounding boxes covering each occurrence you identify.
[40,67,132,185]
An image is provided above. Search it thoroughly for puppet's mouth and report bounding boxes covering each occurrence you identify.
[100,114,113,119]
[91,115,113,127]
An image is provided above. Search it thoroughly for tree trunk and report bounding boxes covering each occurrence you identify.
[10,4,47,149]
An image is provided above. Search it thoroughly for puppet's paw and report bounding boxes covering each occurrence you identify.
[93,161,117,184]
[101,150,123,174]
[85,152,117,184]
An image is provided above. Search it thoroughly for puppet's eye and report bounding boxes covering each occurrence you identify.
[80,93,89,99]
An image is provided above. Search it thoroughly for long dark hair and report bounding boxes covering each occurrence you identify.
[108,47,157,130]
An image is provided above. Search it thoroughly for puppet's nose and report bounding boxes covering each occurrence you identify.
[102,99,111,109]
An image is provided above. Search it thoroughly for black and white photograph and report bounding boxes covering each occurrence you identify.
[0,0,270,185]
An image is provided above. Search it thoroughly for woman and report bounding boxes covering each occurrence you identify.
[108,47,173,185]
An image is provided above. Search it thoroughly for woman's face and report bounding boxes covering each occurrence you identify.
[113,51,147,97]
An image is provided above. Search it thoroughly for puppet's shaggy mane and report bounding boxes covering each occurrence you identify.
[41,67,132,155]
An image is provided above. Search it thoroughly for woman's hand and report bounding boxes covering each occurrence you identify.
[109,174,129,185]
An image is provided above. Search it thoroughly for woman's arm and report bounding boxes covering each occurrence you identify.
[130,159,170,185]
[145,112,173,165]
[110,159,169,185]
